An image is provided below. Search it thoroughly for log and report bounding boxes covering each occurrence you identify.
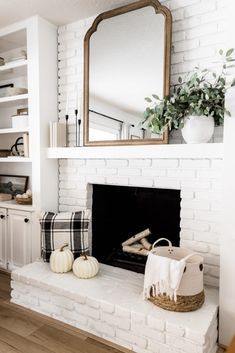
[122,244,149,256]
[121,228,151,247]
[140,237,152,250]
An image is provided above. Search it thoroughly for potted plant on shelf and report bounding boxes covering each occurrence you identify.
[143,49,235,144]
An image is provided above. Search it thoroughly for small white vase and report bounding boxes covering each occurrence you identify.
[181,115,215,144]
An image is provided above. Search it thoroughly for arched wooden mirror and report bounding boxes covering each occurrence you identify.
[84,0,172,146]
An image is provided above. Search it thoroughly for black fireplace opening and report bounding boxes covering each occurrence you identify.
[92,184,181,273]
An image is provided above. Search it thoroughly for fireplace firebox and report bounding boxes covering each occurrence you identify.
[92,184,181,273]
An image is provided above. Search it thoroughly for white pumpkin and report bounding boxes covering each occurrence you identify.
[50,244,74,273]
[73,254,99,279]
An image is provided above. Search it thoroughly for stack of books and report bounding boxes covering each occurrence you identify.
[50,121,66,147]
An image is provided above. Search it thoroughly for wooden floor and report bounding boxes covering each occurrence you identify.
[0,271,131,353]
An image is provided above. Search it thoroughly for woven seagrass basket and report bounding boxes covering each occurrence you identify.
[0,149,11,157]
[148,238,205,312]
[15,196,32,205]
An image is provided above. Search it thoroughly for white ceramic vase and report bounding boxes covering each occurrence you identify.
[181,115,215,144]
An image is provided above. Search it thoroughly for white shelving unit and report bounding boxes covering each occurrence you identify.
[0,16,58,270]
[0,93,28,107]
[0,127,29,134]
[0,158,32,162]
[0,59,27,72]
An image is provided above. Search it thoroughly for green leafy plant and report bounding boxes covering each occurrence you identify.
[143,49,235,134]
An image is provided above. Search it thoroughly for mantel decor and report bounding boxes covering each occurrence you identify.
[83,0,172,146]
[143,48,235,143]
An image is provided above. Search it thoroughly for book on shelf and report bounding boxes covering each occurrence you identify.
[23,132,29,157]
[50,121,66,147]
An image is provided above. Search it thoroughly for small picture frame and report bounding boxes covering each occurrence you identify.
[0,174,28,197]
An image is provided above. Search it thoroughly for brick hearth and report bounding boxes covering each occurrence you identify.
[11,261,218,353]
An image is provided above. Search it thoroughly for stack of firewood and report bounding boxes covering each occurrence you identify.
[122,228,152,256]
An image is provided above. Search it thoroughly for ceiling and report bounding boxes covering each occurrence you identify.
[0,0,135,28]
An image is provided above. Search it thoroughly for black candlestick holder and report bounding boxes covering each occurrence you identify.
[77,118,81,147]
[65,114,69,147]
[75,109,78,147]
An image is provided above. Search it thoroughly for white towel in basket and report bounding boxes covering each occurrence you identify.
[143,252,186,301]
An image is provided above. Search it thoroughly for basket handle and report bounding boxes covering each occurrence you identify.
[152,238,172,250]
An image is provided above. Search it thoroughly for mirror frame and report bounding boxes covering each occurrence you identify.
[83,0,172,146]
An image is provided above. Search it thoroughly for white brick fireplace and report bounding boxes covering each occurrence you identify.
[12,0,235,350]
[59,154,222,288]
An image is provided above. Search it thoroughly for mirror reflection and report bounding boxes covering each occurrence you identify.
[87,5,167,143]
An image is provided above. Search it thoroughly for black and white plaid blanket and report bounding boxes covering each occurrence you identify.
[40,210,91,262]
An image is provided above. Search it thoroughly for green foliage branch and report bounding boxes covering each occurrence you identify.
[143,49,235,134]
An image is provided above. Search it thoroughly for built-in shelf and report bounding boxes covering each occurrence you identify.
[0,60,27,80]
[0,127,29,134]
[0,157,31,163]
[0,199,33,212]
[47,143,224,160]
[0,93,28,107]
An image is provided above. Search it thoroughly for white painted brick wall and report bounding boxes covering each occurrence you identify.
[57,0,225,288]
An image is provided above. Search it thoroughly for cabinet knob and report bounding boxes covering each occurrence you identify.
[24,218,29,223]
[0,214,5,219]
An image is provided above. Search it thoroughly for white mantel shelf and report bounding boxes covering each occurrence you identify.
[47,143,224,160]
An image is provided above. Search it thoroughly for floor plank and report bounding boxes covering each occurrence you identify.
[0,327,54,353]
[0,273,131,353]
[0,303,44,337]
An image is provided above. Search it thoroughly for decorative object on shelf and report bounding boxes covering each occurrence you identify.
[50,244,74,273]
[6,50,27,63]
[49,121,66,147]
[15,189,32,205]
[73,253,99,279]
[74,109,81,147]
[0,57,5,66]
[0,83,14,97]
[143,48,235,143]
[181,115,215,144]
[11,114,29,129]
[0,193,12,201]
[10,137,24,156]
[75,109,78,147]
[0,149,11,157]
[0,174,28,197]
[0,84,28,98]
[23,133,29,157]
[65,114,69,147]
[5,87,28,97]
[17,108,28,115]
[144,238,204,312]
[84,0,172,146]
[40,210,91,262]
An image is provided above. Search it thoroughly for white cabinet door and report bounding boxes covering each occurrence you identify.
[0,208,7,269]
[7,209,32,271]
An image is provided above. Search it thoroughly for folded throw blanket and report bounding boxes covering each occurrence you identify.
[143,252,186,301]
